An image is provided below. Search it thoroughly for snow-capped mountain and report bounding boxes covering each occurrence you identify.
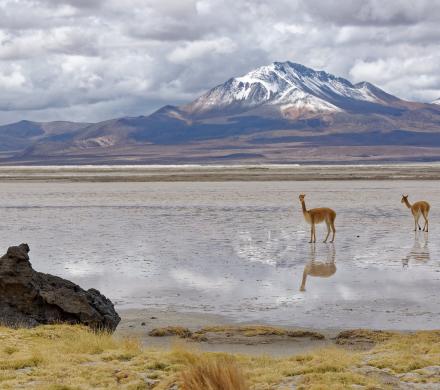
[432,98,440,105]
[183,61,398,119]
[4,60,440,164]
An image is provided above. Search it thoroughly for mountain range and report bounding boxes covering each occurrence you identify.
[2,61,440,165]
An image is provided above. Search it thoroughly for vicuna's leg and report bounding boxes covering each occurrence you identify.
[312,223,316,243]
[300,268,308,291]
[324,221,331,243]
[330,220,336,243]
[417,213,422,230]
[422,211,429,232]
[413,214,420,232]
[309,223,314,243]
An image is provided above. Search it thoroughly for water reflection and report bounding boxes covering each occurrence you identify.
[402,232,430,268]
[300,244,336,291]
[1,180,440,329]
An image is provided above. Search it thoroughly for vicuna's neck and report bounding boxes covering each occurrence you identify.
[301,200,308,214]
[403,198,412,209]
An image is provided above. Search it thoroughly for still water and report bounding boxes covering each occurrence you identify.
[0,180,439,330]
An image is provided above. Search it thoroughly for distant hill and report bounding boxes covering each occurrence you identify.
[0,120,90,154]
[2,61,440,164]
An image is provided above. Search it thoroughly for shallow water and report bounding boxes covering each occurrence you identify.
[0,180,439,330]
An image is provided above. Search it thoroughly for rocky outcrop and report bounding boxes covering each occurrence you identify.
[0,243,120,331]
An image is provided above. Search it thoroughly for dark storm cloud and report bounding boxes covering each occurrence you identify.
[0,0,439,124]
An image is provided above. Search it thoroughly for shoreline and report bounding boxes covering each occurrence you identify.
[115,308,335,357]
[114,308,415,357]
[0,163,440,181]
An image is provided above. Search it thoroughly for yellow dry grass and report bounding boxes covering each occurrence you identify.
[368,331,440,374]
[148,327,192,338]
[180,355,249,390]
[148,324,325,340]
[0,325,438,389]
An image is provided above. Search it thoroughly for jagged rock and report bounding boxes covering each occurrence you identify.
[0,243,120,331]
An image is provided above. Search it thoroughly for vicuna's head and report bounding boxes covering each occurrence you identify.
[401,194,408,204]
[299,194,306,202]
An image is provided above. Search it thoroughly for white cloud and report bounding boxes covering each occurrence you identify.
[0,0,440,124]
[167,37,237,63]
[0,64,25,88]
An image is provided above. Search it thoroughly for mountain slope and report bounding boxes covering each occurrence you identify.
[0,120,90,153]
[4,61,440,164]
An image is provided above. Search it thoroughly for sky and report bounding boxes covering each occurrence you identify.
[0,0,440,125]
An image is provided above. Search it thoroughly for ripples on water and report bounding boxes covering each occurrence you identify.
[0,180,439,330]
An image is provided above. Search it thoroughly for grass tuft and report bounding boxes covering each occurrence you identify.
[148,326,192,338]
[335,329,394,345]
[180,355,249,390]
[191,325,325,340]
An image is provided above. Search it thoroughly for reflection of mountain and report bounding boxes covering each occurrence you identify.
[402,232,430,268]
[300,244,336,291]
[3,61,440,164]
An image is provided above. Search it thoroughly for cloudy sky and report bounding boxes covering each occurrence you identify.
[0,0,440,125]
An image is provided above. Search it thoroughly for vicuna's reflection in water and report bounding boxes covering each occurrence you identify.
[402,232,430,268]
[300,244,336,292]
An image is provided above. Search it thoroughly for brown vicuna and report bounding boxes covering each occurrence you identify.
[299,194,336,243]
[401,195,430,232]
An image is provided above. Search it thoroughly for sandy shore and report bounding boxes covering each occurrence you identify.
[115,309,338,357]
[1,163,440,181]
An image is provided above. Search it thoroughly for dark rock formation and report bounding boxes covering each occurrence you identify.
[0,243,120,331]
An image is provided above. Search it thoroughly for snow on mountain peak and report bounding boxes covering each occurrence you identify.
[432,98,440,105]
[185,61,388,117]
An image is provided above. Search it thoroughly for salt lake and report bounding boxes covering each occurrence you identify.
[0,180,439,330]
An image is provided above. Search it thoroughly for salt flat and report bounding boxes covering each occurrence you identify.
[0,178,438,330]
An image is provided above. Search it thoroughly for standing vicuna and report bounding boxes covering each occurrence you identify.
[299,194,336,243]
[401,195,430,232]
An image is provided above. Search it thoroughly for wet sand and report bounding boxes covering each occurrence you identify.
[115,308,335,357]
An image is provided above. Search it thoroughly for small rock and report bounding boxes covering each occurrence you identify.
[399,372,422,381]
[417,366,440,376]
[142,376,159,387]
[141,322,146,326]
[113,370,130,382]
